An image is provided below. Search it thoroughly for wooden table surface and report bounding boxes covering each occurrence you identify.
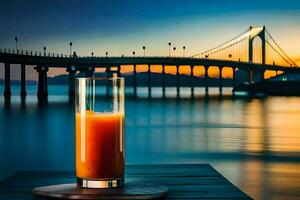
[0,164,253,200]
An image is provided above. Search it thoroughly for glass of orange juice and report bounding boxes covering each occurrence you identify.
[75,77,125,188]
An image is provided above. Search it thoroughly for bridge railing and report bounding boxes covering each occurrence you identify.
[0,47,72,58]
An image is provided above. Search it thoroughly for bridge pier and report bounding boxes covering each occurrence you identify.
[219,66,223,95]
[247,68,253,85]
[253,69,265,82]
[78,67,95,77]
[176,65,180,97]
[4,62,11,97]
[204,65,209,95]
[86,67,95,77]
[67,66,77,97]
[35,66,48,99]
[191,66,194,98]
[162,65,166,98]
[232,67,237,92]
[148,65,151,97]
[20,64,26,97]
[117,65,121,77]
[260,70,265,81]
[133,65,137,97]
[106,66,112,77]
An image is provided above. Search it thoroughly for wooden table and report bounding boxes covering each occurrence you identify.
[0,164,253,200]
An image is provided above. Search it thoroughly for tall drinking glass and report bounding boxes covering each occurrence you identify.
[75,77,125,188]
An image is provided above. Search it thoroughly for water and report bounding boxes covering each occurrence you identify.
[0,85,300,200]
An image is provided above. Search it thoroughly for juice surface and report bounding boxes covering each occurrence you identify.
[76,110,124,179]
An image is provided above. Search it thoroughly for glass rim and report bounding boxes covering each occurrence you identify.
[76,77,124,81]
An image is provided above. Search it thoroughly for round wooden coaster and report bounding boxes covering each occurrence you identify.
[32,182,168,199]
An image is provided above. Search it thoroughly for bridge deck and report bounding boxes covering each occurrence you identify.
[0,164,252,200]
[0,52,298,72]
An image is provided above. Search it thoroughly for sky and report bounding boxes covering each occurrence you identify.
[0,0,300,80]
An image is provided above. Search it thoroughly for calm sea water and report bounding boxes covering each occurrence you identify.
[0,85,300,200]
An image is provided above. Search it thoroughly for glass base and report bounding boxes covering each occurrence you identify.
[77,176,124,188]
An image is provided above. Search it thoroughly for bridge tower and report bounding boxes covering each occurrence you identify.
[248,26,266,83]
[248,26,266,65]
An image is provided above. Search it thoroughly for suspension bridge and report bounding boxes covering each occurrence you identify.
[0,26,299,99]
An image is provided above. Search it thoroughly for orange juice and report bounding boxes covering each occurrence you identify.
[76,110,124,179]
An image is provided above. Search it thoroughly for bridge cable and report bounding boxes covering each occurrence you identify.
[191,28,250,58]
[265,29,298,67]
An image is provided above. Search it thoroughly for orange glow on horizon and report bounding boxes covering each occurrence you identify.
[194,66,204,77]
[264,70,277,79]
[118,65,234,78]
[165,66,176,74]
[93,65,292,80]
[222,67,233,78]
[150,65,162,73]
[178,65,191,75]
[208,66,220,78]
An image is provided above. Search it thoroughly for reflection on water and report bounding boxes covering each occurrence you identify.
[0,86,300,200]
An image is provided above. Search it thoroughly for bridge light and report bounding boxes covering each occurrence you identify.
[14,36,18,50]
[133,51,135,57]
[173,47,176,57]
[69,42,73,57]
[142,46,146,58]
[183,46,186,58]
[91,52,94,57]
[106,51,108,57]
[168,42,171,57]
[43,46,46,56]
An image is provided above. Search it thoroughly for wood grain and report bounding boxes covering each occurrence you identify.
[0,164,253,200]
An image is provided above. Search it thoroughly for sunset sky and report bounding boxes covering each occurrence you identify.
[0,0,299,80]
